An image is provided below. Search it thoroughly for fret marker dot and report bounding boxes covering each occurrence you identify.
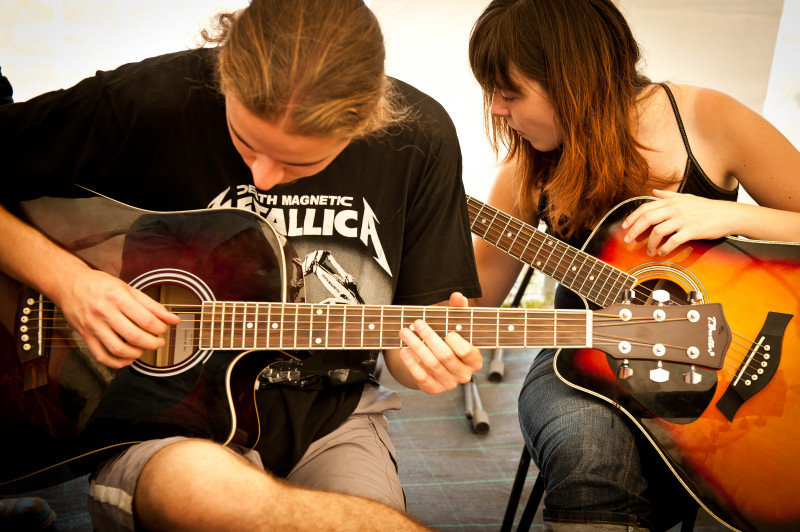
[316,309,323,315]
[271,323,278,329]
[571,266,577,272]
[246,322,254,329]
[409,324,415,331]
[507,325,515,332]
[536,261,542,267]
[547,240,554,246]
[315,338,322,344]
[589,275,595,281]
[506,231,512,238]
[368,323,375,330]
[456,324,462,331]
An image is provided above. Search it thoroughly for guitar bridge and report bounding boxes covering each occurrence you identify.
[716,311,792,421]
[14,287,54,391]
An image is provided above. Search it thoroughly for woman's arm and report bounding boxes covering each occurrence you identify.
[622,86,800,255]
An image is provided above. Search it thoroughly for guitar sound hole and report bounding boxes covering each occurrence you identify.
[140,284,201,369]
[633,278,688,306]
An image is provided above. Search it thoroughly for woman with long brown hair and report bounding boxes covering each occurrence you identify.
[469,0,800,530]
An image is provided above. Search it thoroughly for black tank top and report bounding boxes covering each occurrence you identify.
[550,84,739,309]
[661,83,739,201]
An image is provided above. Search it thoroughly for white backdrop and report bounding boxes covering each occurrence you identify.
[1,0,796,201]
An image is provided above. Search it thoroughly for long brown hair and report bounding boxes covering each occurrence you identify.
[202,0,406,140]
[469,0,663,238]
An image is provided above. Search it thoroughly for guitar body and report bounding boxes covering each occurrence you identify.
[0,194,304,493]
[553,198,800,531]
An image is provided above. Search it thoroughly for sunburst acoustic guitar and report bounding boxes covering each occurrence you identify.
[467,194,799,532]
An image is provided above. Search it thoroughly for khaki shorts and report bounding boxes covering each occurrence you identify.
[87,412,403,531]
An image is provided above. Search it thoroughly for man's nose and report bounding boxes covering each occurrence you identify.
[249,154,285,190]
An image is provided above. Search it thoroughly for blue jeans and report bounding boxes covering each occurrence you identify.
[518,349,696,531]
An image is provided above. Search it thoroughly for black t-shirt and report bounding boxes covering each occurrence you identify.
[1,48,481,474]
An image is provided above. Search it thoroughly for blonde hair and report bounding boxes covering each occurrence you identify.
[202,0,405,139]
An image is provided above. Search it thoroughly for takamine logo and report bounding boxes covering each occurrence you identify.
[707,316,717,357]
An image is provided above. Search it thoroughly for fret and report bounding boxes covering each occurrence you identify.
[265,303,279,349]
[362,306,381,349]
[248,303,259,349]
[507,218,532,262]
[536,236,560,278]
[232,302,242,349]
[212,302,222,349]
[199,302,595,351]
[601,266,627,307]
[471,308,499,346]
[379,306,402,349]
[424,307,448,339]
[468,197,493,240]
[199,303,210,349]
[509,308,532,347]
[573,253,603,302]
[495,212,515,255]
[516,226,540,267]
[328,305,343,348]
[299,304,314,349]
[548,239,573,283]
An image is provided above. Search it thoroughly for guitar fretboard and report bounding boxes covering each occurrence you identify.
[467,196,636,307]
[199,302,593,351]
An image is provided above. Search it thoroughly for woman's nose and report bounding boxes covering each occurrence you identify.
[490,91,509,117]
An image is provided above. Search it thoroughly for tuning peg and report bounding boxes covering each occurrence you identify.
[617,359,633,379]
[683,365,702,385]
[687,291,703,304]
[652,289,670,305]
[619,289,636,304]
[650,361,669,383]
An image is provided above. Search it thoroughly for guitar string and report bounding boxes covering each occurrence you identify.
[467,200,769,368]
[26,315,706,352]
[22,306,761,379]
[468,200,699,307]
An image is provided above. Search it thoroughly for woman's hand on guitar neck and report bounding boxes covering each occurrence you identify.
[56,268,181,369]
[387,292,483,394]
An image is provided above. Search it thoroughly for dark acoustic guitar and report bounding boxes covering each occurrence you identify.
[0,192,726,495]
[467,194,800,532]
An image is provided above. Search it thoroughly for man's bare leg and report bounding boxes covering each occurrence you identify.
[135,439,430,532]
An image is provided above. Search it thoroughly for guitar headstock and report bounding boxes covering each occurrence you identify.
[592,302,730,370]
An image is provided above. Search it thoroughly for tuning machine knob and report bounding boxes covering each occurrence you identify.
[617,359,633,379]
[619,289,636,304]
[683,365,702,385]
[650,361,669,383]
[687,291,703,304]
[652,289,670,306]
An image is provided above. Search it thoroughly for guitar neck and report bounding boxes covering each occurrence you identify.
[467,195,635,307]
[200,301,593,351]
